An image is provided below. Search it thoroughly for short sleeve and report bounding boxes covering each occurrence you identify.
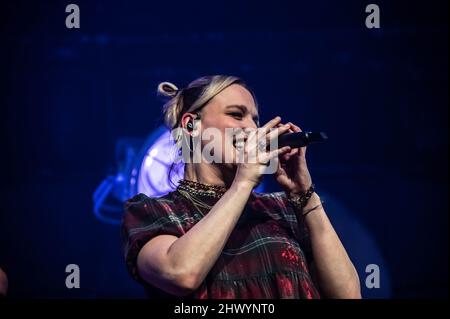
[121,193,185,283]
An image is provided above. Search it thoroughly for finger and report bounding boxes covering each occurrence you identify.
[265,123,291,144]
[259,145,291,165]
[284,122,294,133]
[249,123,289,153]
[260,116,282,134]
[280,152,290,162]
[289,122,302,132]
[288,123,308,153]
[267,146,291,161]
[276,122,295,135]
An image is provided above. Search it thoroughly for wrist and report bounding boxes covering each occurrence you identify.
[231,180,256,193]
[286,183,316,209]
[295,193,323,219]
[285,180,314,197]
[302,192,321,208]
[302,193,322,212]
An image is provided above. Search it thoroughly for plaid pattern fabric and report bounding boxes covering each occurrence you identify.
[121,189,320,299]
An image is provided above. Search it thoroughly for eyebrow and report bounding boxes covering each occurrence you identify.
[225,104,260,123]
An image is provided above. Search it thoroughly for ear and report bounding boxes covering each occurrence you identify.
[181,112,201,136]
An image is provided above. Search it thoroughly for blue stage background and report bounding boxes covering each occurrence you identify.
[0,0,447,298]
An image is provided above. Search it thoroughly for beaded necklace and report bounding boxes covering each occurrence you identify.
[176,179,228,216]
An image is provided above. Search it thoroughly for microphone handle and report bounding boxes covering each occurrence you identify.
[278,131,328,148]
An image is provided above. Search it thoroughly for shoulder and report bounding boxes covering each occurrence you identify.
[122,191,182,228]
[124,192,178,214]
[121,191,188,246]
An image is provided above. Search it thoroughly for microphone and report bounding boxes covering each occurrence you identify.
[278,131,328,148]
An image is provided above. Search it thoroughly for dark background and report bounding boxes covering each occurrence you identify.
[0,0,447,298]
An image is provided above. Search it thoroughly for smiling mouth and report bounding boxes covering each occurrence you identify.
[232,137,246,149]
[233,140,245,149]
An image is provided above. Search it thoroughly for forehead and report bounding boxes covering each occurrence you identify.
[208,84,258,115]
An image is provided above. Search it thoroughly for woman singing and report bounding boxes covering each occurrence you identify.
[121,75,361,299]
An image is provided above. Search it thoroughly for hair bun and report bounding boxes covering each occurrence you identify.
[157,82,179,98]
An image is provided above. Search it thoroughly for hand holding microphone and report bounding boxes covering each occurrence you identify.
[277,129,328,148]
[274,121,324,196]
[232,117,326,191]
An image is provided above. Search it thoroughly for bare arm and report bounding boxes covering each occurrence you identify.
[137,181,254,296]
[302,193,361,298]
[136,116,290,296]
[135,116,292,296]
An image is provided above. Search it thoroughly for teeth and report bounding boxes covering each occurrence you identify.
[234,141,245,149]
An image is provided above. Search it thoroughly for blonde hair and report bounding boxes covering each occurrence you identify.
[158,75,258,148]
[157,75,257,153]
[157,75,258,186]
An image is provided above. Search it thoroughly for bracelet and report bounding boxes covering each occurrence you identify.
[302,203,323,217]
[287,184,316,209]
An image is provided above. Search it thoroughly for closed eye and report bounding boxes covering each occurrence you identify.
[229,112,243,119]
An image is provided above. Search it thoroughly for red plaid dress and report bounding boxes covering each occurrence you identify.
[122,188,320,299]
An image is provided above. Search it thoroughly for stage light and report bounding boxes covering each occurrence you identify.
[93,125,265,224]
[92,126,391,297]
